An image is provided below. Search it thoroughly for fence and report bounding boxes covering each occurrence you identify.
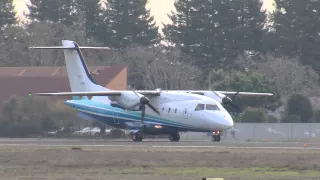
[179,123,320,141]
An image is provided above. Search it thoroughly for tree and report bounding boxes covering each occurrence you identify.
[0,22,114,67]
[0,0,17,29]
[209,68,281,112]
[235,54,320,101]
[272,0,320,73]
[162,0,194,56]
[28,0,76,25]
[285,94,313,123]
[163,0,267,70]
[122,45,201,90]
[0,95,80,137]
[311,110,320,123]
[100,0,160,48]
[233,0,267,54]
[281,115,301,123]
[74,0,105,39]
[239,107,267,123]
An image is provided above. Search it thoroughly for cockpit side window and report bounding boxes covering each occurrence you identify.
[206,104,220,111]
[195,104,205,111]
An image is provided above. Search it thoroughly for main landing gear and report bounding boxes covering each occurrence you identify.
[169,132,180,142]
[211,131,221,142]
[132,133,143,142]
[132,132,181,142]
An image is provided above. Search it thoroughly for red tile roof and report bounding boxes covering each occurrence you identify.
[0,65,127,106]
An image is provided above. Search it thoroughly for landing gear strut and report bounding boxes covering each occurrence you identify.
[212,131,221,142]
[132,133,143,142]
[169,132,180,142]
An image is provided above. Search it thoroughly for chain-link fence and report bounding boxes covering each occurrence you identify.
[180,123,320,141]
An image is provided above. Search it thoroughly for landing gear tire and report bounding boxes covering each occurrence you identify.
[169,133,180,142]
[132,133,143,142]
[212,134,220,142]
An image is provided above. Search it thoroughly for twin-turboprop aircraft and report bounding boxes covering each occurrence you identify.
[29,40,273,142]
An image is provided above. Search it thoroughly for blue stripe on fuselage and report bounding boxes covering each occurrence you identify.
[65,99,207,132]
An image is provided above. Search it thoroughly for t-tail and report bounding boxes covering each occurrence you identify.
[29,40,110,99]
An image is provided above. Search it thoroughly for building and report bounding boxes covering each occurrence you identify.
[0,65,127,105]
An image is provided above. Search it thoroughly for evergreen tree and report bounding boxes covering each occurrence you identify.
[233,0,267,54]
[162,0,197,63]
[28,0,75,25]
[0,0,17,29]
[75,0,104,38]
[164,0,233,69]
[273,0,320,73]
[101,0,160,48]
[164,0,267,70]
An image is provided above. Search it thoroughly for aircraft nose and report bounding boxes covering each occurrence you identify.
[210,112,234,130]
[225,114,234,128]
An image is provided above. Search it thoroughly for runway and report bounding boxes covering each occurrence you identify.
[0,138,319,150]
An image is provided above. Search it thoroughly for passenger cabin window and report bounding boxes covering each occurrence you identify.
[195,104,205,111]
[206,104,220,111]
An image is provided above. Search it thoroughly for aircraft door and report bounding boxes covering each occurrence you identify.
[112,110,120,125]
[183,106,189,119]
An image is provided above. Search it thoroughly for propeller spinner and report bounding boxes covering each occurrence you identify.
[131,92,160,132]
[214,91,241,110]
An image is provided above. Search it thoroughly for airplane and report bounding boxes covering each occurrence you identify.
[28,40,273,142]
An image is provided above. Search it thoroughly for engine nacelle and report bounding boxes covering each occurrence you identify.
[108,91,142,110]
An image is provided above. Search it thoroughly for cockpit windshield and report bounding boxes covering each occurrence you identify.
[206,104,220,111]
[195,104,205,111]
[194,104,221,111]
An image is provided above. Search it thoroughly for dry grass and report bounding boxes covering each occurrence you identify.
[0,145,320,180]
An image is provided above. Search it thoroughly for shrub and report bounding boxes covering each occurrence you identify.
[0,95,79,137]
[311,110,320,123]
[267,115,278,123]
[285,94,313,123]
[281,115,301,123]
[239,107,267,123]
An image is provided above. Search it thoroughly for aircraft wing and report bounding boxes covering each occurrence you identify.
[215,91,273,96]
[31,90,161,96]
[31,90,272,97]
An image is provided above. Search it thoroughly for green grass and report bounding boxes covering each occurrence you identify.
[70,146,83,151]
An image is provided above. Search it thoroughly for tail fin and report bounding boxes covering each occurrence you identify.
[29,40,110,93]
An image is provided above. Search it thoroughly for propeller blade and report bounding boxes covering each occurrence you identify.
[146,103,160,115]
[140,105,146,132]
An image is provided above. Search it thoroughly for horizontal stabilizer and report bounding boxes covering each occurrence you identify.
[29,46,110,50]
[32,91,121,96]
[31,89,161,97]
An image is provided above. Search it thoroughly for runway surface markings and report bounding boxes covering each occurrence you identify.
[0,144,319,150]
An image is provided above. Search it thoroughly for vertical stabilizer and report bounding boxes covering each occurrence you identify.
[61,40,109,92]
[28,40,111,95]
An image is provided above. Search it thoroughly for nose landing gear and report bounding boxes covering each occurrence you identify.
[211,130,221,142]
[169,132,180,142]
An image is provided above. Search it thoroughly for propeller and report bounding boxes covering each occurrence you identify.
[214,91,241,111]
[131,91,160,132]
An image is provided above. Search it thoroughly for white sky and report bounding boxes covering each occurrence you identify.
[13,0,275,29]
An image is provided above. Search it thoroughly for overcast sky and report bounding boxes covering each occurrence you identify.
[13,0,275,30]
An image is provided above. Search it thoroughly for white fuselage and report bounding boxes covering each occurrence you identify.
[67,91,234,132]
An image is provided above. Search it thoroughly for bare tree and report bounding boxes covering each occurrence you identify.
[235,53,320,101]
[122,45,201,90]
[0,22,115,67]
